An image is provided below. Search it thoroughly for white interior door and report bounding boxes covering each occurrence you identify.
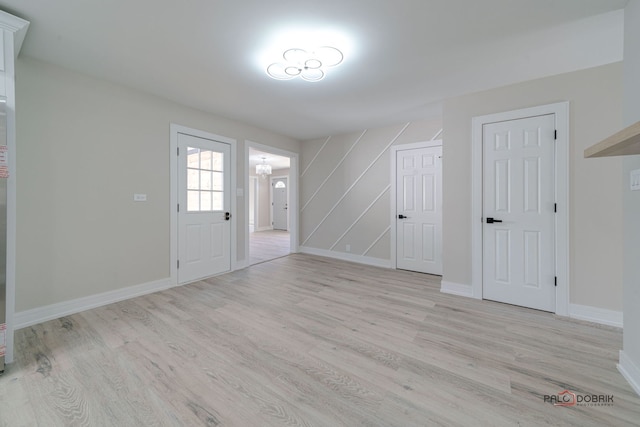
[272,177,288,230]
[396,145,442,275]
[178,132,231,284]
[482,114,556,312]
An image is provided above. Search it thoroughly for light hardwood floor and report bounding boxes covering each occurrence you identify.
[1,254,639,426]
[249,230,290,265]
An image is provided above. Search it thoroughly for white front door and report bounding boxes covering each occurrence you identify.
[482,114,556,312]
[178,132,231,284]
[272,177,288,230]
[396,145,442,275]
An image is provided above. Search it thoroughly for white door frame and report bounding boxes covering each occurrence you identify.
[470,102,569,316]
[390,140,443,270]
[270,175,289,231]
[245,141,299,263]
[170,123,238,286]
[249,176,258,232]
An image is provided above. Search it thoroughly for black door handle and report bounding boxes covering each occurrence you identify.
[398,214,409,219]
[225,212,231,221]
[486,217,502,223]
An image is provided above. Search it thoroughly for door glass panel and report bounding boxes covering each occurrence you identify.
[186,146,224,212]
[187,190,200,211]
[201,171,212,190]
[212,152,223,171]
[275,180,286,188]
[200,191,212,211]
[188,169,200,190]
[212,172,223,191]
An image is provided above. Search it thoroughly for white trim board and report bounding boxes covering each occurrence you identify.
[245,141,299,263]
[440,281,475,298]
[299,246,391,269]
[390,139,443,270]
[170,124,238,286]
[470,102,570,316]
[618,351,640,397]
[618,350,640,395]
[568,304,623,328]
[14,278,172,330]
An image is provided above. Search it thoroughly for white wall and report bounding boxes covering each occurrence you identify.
[300,119,442,263]
[442,63,624,311]
[15,57,299,312]
[621,0,640,393]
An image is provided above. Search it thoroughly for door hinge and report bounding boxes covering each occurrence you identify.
[555,276,557,287]
[177,203,180,212]
[554,203,557,213]
[177,147,180,156]
[554,130,557,140]
[177,260,180,269]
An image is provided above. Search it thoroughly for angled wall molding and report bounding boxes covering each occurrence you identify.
[301,136,331,177]
[329,185,390,250]
[301,123,410,246]
[301,130,366,211]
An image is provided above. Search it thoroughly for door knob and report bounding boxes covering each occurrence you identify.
[398,214,409,219]
[486,217,502,223]
[225,212,231,221]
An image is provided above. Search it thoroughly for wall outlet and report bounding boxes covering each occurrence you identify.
[133,193,147,201]
[631,169,640,191]
[346,244,351,252]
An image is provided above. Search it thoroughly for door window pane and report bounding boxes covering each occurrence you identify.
[188,169,200,190]
[201,191,212,211]
[187,190,200,211]
[186,146,225,212]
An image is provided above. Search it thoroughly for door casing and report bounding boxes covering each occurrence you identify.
[170,124,237,286]
[470,102,569,316]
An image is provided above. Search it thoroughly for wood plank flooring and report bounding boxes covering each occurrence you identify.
[249,230,290,265]
[1,254,639,426]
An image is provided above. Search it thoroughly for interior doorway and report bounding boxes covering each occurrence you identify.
[246,143,298,266]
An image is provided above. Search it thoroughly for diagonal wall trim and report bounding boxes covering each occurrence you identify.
[301,130,367,211]
[364,226,391,256]
[301,122,411,245]
[301,135,331,177]
[431,128,443,140]
[329,185,391,251]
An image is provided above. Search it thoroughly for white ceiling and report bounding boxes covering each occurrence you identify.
[249,148,290,171]
[0,0,628,140]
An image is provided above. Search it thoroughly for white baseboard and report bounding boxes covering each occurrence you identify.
[568,303,623,328]
[299,246,391,269]
[618,350,640,397]
[14,277,173,330]
[440,280,476,298]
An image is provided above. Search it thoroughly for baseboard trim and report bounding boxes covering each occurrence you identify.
[568,303,623,328]
[440,280,477,298]
[299,246,390,269]
[618,350,640,397]
[14,278,173,330]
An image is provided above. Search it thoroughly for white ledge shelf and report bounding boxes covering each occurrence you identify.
[585,120,640,158]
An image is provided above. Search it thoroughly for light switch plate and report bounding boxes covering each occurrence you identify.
[134,193,147,201]
[631,169,640,191]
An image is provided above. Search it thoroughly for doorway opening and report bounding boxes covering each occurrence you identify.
[245,143,299,266]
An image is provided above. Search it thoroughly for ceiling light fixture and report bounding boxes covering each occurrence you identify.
[266,46,343,82]
[256,157,272,179]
